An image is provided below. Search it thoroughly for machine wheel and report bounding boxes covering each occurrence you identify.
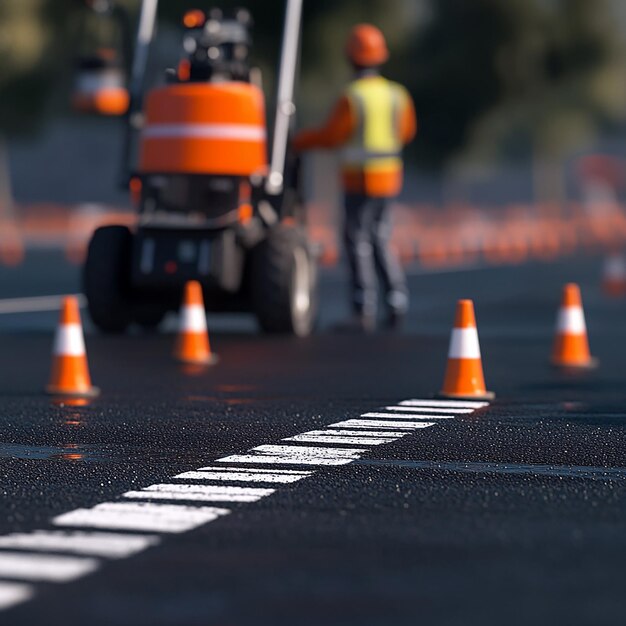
[251,224,318,336]
[83,225,133,333]
[133,303,168,331]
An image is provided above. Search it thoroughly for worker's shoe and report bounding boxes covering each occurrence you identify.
[383,310,406,332]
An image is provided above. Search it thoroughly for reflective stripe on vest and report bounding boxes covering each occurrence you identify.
[342,76,403,170]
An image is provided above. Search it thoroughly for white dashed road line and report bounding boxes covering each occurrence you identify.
[384,406,474,414]
[0,531,159,559]
[0,397,488,611]
[399,399,489,409]
[330,419,438,429]
[218,444,366,466]
[0,582,34,611]
[361,411,455,420]
[122,484,274,503]
[53,502,230,534]
[283,429,398,446]
[0,552,98,582]
[216,454,355,466]
[250,444,365,459]
[175,468,312,483]
[301,429,405,438]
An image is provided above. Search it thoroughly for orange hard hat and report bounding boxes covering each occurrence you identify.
[346,24,389,67]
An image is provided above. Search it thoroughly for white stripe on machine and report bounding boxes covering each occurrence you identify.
[143,123,266,141]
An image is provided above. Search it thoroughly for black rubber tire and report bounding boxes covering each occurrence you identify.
[133,303,168,331]
[251,224,318,336]
[83,225,133,333]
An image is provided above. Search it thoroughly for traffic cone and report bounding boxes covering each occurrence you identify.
[439,299,494,400]
[551,283,598,369]
[602,254,626,296]
[46,296,99,397]
[175,281,218,365]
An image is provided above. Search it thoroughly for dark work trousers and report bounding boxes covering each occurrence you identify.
[343,193,409,319]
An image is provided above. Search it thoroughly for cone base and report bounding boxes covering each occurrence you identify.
[176,353,220,366]
[551,356,599,370]
[438,390,495,401]
[45,385,100,398]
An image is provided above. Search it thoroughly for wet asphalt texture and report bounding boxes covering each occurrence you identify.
[0,252,625,626]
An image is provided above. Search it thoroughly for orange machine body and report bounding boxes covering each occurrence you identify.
[139,82,268,176]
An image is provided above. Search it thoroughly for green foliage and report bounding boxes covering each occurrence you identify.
[411,0,626,167]
[0,1,68,135]
[393,0,515,166]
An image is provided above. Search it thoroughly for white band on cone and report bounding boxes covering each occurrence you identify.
[556,307,586,334]
[180,305,207,333]
[53,324,86,356]
[448,327,481,359]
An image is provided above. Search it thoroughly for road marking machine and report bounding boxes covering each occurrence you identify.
[75,0,318,336]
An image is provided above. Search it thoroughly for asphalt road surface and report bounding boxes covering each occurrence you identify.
[0,252,625,626]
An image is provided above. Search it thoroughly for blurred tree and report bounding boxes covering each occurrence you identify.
[0,0,74,138]
[398,0,626,171]
[392,0,514,168]
[0,0,57,216]
[416,0,626,199]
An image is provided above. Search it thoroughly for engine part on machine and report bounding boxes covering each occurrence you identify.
[181,8,253,83]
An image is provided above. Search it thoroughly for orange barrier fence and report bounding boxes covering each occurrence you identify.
[3,201,626,268]
[310,201,626,268]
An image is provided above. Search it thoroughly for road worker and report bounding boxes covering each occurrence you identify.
[293,23,417,331]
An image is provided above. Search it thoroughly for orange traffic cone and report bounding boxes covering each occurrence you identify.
[439,299,494,400]
[175,281,218,365]
[46,296,99,397]
[602,254,626,296]
[551,283,597,369]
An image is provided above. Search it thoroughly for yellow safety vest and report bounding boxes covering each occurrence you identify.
[342,75,404,175]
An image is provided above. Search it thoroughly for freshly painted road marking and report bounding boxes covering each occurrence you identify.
[362,412,455,420]
[0,531,159,559]
[284,428,400,443]
[217,444,365,466]
[0,552,98,582]
[194,467,312,475]
[216,454,355,466]
[384,406,473,414]
[252,445,365,459]
[0,294,86,315]
[399,399,489,409]
[123,484,274,503]
[299,429,405,438]
[175,468,312,483]
[330,419,438,429]
[0,397,488,611]
[284,434,398,446]
[53,502,230,534]
[0,582,34,610]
